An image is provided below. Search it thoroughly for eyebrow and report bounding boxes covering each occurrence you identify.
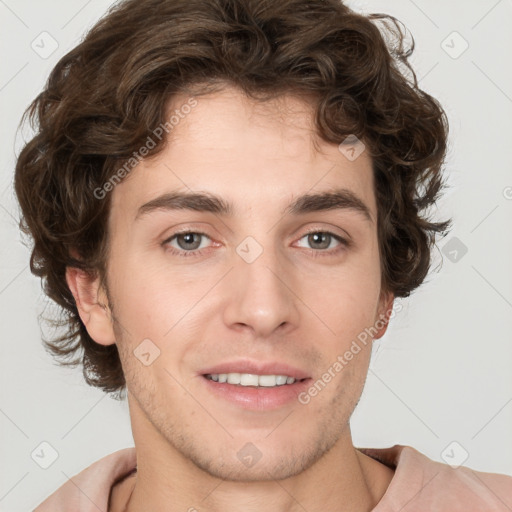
[135,188,373,223]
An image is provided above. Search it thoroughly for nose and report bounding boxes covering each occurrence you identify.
[222,241,300,339]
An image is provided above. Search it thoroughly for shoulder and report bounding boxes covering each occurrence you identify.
[358,444,512,512]
[33,447,137,512]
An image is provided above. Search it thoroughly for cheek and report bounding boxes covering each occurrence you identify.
[304,261,380,331]
[309,294,380,376]
[108,255,212,367]
[106,273,164,362]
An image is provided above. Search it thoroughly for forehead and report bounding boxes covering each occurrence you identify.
[110,86,376,221]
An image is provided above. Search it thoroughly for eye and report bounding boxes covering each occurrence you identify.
[162,229,350,258]
[163,231,212,257]
[296,231,349,254]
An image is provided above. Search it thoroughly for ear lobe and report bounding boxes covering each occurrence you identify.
[65,266,116,346]
[373,291,395,340]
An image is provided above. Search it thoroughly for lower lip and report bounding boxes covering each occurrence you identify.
[201,375,312,411]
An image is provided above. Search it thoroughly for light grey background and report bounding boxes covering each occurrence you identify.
[1,0,511,510]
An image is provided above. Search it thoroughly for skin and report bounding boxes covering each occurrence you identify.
[66,85,396,512]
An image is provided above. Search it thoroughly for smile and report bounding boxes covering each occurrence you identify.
[204,372,304,387]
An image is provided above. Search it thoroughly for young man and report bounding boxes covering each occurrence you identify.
[14,0,511,510]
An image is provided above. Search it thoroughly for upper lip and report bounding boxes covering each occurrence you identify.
[199,359,310,380]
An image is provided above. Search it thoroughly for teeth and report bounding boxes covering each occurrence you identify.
[206,373,297,387]
[240,373,259,386]
[275,375,288,385]
[227,373,241,385]
[258,374,280,387]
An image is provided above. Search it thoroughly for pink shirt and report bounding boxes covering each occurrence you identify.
[33,444,512,511]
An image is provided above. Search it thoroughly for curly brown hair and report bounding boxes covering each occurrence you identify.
[14,0,451,399]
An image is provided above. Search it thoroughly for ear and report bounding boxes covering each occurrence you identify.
[65,266,116,346]
[373,290,395,340]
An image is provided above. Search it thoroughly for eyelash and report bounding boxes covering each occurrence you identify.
[162,229,351,258]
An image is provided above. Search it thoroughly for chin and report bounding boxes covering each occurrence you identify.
[185,438,331,483]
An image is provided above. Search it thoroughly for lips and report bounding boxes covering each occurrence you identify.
[200,370,313,410]
[198,359,310,381]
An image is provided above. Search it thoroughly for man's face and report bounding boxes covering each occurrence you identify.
[103,85,392,481]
